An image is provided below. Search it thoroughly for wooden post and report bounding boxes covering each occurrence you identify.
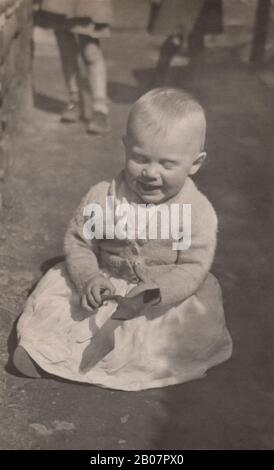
[250,0,271,64]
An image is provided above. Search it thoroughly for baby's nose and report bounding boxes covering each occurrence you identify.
[141,166,158,180]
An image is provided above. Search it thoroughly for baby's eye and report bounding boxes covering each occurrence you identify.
[130,153,148,164]
[161,161,175,169]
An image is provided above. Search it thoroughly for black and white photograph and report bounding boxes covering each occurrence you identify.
[0,0,274,456]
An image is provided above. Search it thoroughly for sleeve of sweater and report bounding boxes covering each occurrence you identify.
[134,190,218,306]
[64,181,109,294]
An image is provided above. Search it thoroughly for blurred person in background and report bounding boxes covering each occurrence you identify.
[148,0,223,82]
[35,0,113,135]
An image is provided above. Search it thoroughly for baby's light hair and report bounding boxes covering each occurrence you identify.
[127,87,206,150]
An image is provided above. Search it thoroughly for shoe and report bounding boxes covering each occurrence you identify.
[60,101,80,123]
[86,111,110,135]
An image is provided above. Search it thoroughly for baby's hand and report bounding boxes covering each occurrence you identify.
[81,275,115,312]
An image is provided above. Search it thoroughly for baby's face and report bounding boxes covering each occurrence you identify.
[124,115,204,204]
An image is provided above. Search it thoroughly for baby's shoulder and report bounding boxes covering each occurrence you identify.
[185,178,218,231]
[81,180,110,206]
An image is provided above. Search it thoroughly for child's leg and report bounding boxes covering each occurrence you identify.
[55,30,80,122]
[13,346,43,378]
[78,35,109,134]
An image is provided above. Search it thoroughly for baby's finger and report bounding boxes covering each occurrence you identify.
[92,285,103,306]
[86,289,101,309]
[100,287,111,298]
[81,295,95,312]
[103,278,116,294]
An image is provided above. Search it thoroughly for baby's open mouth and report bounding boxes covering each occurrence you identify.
[137,180,162,192]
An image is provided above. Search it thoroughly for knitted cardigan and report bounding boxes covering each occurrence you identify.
[64,172,218,306]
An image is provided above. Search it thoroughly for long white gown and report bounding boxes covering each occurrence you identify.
[17,262,232,391]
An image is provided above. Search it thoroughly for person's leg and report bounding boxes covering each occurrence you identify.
[13,346,43,378]
[78,35,109,134]
[147,0,162,33]
[55,30,80,122]
[154,34,184,85]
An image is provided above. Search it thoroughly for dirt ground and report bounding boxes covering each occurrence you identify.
[0,25,274,450]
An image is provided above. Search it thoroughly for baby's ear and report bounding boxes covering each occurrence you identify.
[189,152,207,175]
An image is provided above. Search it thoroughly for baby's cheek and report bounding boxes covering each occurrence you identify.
[126,161,140,178]
[168,170,187,187]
